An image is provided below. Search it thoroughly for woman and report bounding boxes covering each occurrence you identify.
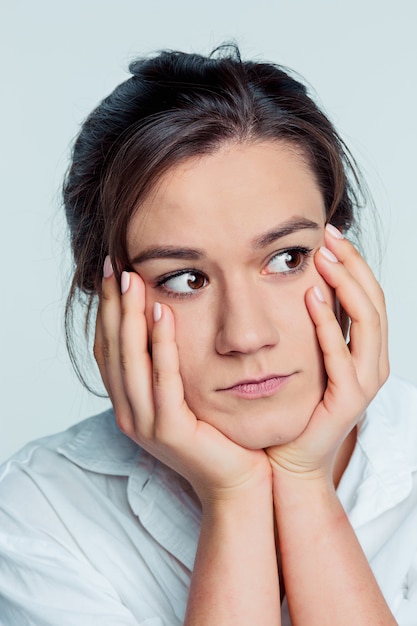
[1,46,416,625]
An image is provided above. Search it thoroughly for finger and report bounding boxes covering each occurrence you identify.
[119,271,154,437]
[314,246,382,392]
[305,286,364,419]
[100,260,135,433]
[324,225,389,381]
[324,225,385,311]
[150,302,194,443]
[150,303,261,487]
[93,303,111,399]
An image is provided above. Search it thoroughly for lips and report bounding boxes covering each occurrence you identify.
[220,375,292,399]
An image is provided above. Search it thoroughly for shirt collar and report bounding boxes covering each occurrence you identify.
[57,408,141,476]
[58,377,414,544]
[57,408,201,570]
[127,451,201,570]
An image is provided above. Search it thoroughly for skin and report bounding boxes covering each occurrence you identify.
[125,141,331,450]
[95,140,394,624]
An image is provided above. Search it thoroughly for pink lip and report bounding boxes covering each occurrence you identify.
[220,375,292,399]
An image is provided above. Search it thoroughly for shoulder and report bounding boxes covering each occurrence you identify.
[0,411,170,625]
[0,410,194,625]
[0,408,140,515]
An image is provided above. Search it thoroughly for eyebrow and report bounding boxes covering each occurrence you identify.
[130,217,321,265]
[252,217,320,248]
[131,246,204,265]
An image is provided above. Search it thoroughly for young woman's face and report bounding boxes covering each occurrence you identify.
[127,141,333,449]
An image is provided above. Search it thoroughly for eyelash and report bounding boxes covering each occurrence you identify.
[154,246,313,299]
[265,246,313,276]
[154,269,209,299]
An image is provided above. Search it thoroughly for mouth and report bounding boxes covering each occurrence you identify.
[219,374,293,399]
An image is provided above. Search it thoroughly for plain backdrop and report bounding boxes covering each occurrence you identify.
[1,0,416,462]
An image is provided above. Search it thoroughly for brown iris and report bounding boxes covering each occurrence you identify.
[283,250,303,270]
[187,273,206,289]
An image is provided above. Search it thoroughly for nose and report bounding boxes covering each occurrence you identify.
[215,282,279,356]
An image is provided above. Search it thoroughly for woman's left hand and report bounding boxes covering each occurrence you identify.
[266,224,389,480]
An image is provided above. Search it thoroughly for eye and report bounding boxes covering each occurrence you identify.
[157,270,208,296]
[265,247,312,275]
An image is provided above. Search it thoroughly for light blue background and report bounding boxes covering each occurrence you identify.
[1,0,416,462]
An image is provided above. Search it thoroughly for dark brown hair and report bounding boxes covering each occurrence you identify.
[63,44,364,391]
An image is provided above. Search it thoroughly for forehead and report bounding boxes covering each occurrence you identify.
[127,140,325,253]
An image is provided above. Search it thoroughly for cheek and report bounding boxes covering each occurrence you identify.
[169,309,210,390]
[282,281,327,377]
[143,280,210,394]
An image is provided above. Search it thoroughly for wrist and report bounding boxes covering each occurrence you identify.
[271,464,338,511]
[200,472,273,516]
[270,452,333,482]
[195,455,273,511]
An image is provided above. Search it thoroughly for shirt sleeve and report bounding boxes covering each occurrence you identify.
[0,455,177,626]
[0,519,159,626]
[394,550,417,626]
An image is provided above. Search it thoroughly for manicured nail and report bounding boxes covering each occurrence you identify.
[103,255,114,278]
[326,223,344,239]
[319,246,338,263]
[313,285,325,303]
[121,271,130,294]
[153,302,162,322]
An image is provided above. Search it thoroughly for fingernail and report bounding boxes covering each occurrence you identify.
[326,223,344,239]
[313,285,325,302]
[319,246,338,263]
[153,302,162,322]
[121,271,130,294]
[103,255,114,278]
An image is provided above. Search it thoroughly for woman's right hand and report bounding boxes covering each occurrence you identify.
[94,261,271,505]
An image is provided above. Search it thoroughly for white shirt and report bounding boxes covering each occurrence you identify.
[0,375,417,625]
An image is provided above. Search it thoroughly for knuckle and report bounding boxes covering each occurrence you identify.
[120,351,129,373]
[101,337,112,361]
[344,240,358,259]
[114,409,131,434]
[101,285,114,302]
[114,408,142,443]
[364,305,381,330]
[153,368,171,389]
[153,369,163,387]
[341,239,361,264]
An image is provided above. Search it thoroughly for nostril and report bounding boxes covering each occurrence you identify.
[215,320,279,356]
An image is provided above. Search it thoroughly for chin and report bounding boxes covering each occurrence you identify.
[223,428,306,451]
[210,405,315,450]
[186,375,325,450]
